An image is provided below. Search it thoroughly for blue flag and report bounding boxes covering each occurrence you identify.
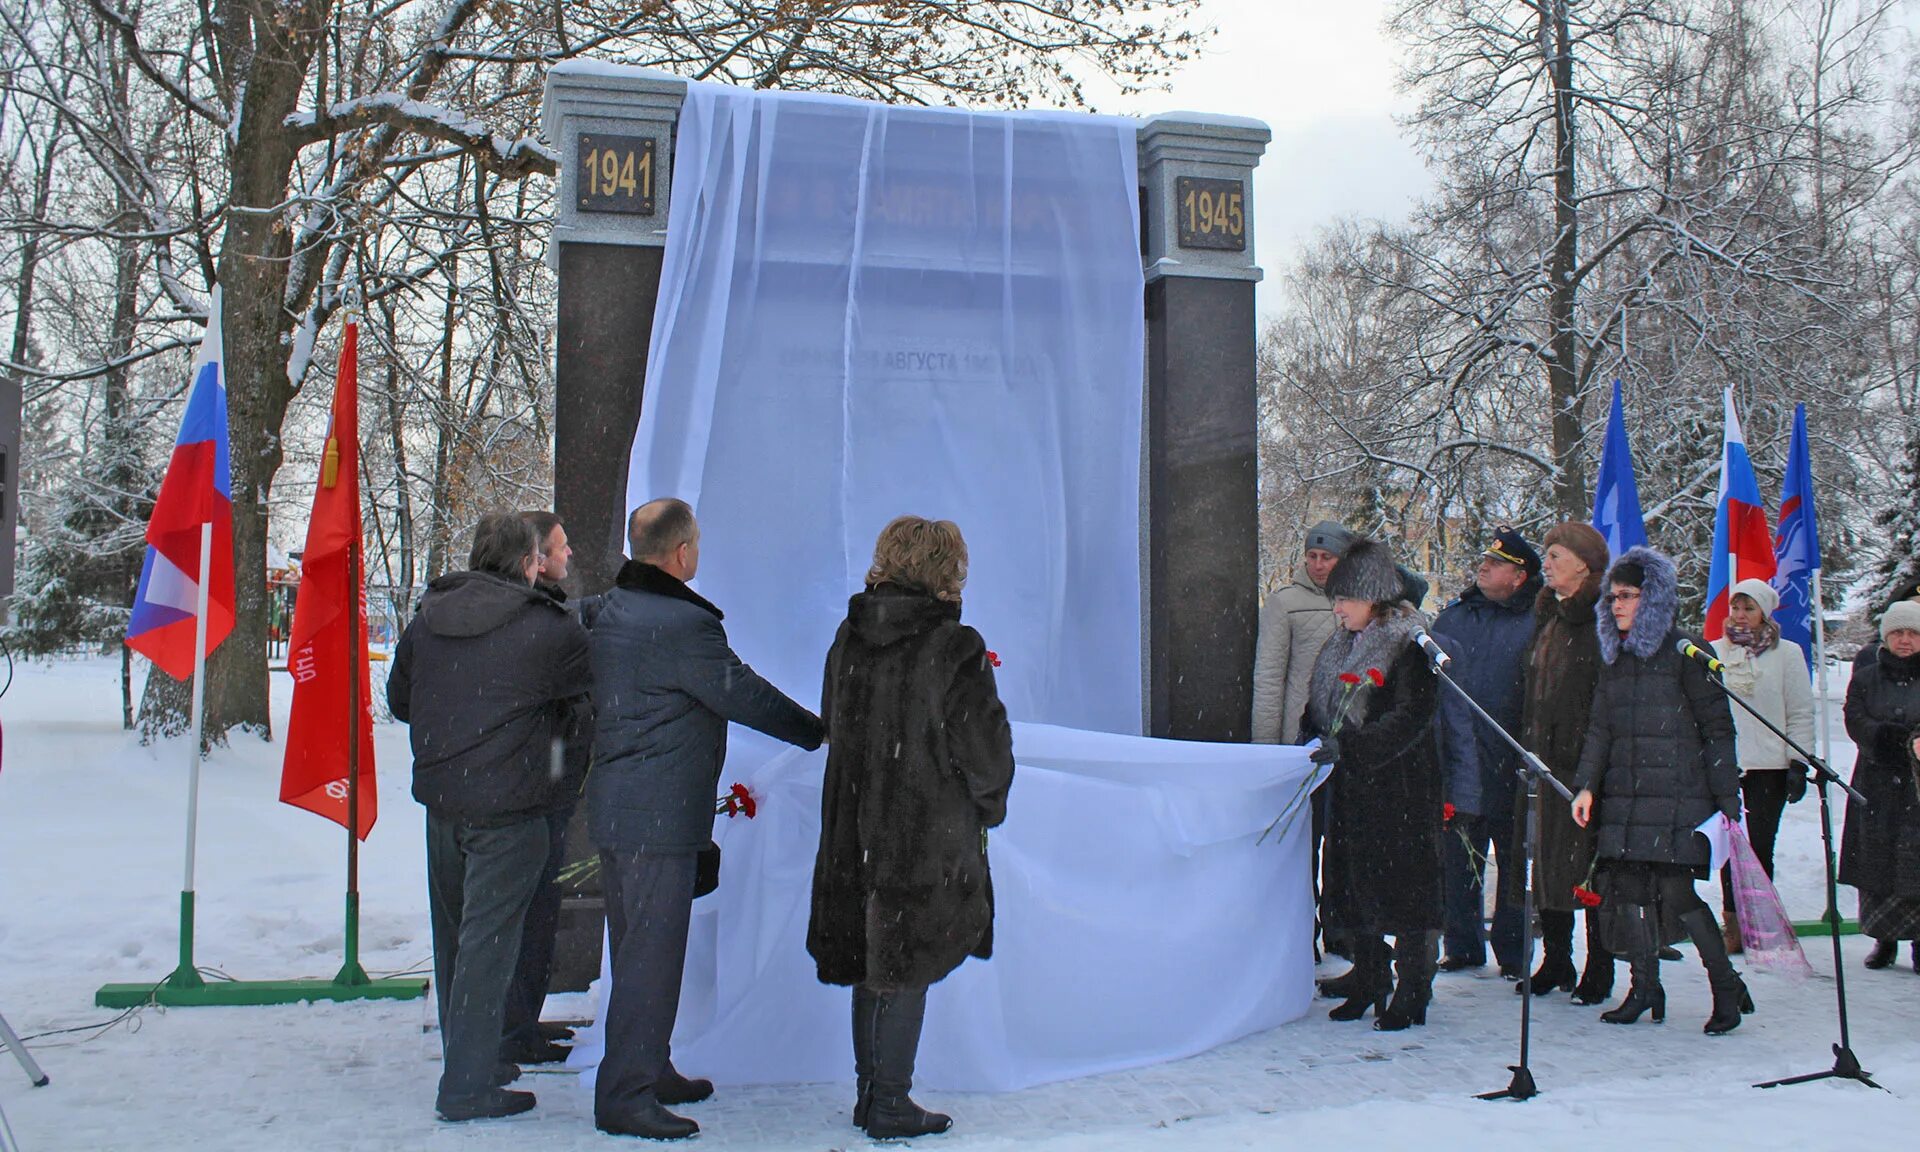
[1591,380,1647,558]
[1771,403,1821,676]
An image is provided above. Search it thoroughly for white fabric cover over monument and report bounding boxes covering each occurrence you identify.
[569,724,1318,1092]
[625,80,1145,734]
[580,81,1316,1093]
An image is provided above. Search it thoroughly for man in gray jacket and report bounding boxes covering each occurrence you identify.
[588,498,825,1140]
[1251,520,1354,744]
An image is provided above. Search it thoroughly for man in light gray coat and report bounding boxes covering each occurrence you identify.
[1251,520,1355,744]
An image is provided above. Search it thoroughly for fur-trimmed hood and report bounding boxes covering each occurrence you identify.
[1597,545,1679,664]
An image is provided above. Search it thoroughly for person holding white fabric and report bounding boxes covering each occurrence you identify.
[1709,578,1815,955]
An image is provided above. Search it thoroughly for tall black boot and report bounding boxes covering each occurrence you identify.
[863,987,952,1139]
[1682,908,1754,1035]
[851,986,879,1129]
[1377,933,1434,1031]
[1520,910,1577,996]
[1572,907,1616,1005]
[1328,936,1393,1022]
[1600,903,1664,1025]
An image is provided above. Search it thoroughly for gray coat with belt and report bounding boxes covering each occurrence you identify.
[585,560,825,853]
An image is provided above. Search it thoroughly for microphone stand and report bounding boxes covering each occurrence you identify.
[1681,649,1879,1092]
[1421,646,1573,1103]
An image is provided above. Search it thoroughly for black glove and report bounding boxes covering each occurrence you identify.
[1786,761,1810,804]
[1719,799,1742,822]
[1308,736,1340,766]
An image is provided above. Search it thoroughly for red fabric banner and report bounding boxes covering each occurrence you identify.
[280,320,377,837]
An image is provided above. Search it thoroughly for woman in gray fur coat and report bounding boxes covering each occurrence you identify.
[1305,539,1443,1032]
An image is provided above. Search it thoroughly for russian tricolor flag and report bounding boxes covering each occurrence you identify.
[1704,389,1776,641]
[126,289,234,681]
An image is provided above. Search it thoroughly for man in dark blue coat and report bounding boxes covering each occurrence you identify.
[1430,529,1542,978]
[587,498,825,1140]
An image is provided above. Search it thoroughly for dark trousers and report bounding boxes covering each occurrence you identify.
[426,811,549,1102]
[502,800,577,1051]
[595,848,697,1122]
[1441,810,1524,969]
[1721,770,1789,907]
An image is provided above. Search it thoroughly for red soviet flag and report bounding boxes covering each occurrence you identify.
[280,319,376,838]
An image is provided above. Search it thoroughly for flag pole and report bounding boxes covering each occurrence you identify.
[166,520,215,991]
[334,531,371,987]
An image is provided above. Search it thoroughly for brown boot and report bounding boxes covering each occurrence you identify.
[1721,902,1743,955]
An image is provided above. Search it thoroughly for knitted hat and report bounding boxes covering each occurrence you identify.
[1325,539,1408,605]
[1729,577,1779,616]
[1304,520,1357,557]
[1883,600,1920,641]
[1543,522,1609,579]
[1481,527,1542,577]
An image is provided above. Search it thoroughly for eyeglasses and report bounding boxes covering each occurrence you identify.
[1611,590,1641,603]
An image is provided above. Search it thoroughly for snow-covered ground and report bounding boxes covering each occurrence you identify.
[1,655,1915,1151]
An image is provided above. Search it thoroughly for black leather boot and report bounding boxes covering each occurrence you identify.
[1520,910,1577,996]
[656,1063,713,1106]
[851,986,878,1128]
[1329,937,1393,1022]
[1376,933,1434,1031]
[1683,908,1754,1035]
[1864,938,1896,969]
[1571,907,1616,1005]
[864,987,952,1139]
[1600,903,1664,1025]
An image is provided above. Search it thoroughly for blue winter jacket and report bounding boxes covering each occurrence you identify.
[1429,577,1543,817]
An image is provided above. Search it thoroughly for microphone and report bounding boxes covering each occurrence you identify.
[1412,628,1452,670]
[1676,637,1725,674]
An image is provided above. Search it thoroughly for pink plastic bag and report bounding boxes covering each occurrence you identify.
[1727,820,1814,979]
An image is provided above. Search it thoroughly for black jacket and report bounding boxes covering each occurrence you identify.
[1573,549,1738,869]
[585,561,823,853]
[1839,645,1920,897]
[808,585,1015,989]
[1306,609,1444,938]
[388,570,593,824]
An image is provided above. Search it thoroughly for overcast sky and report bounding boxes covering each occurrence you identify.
[1092,0,1433,319]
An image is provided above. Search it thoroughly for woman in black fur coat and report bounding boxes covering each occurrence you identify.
[1306,539,1444,1032]
[808,516,1015,1140]
[1570,546,1750,1034]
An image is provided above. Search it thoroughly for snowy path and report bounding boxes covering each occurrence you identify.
[1,657,1916,1151]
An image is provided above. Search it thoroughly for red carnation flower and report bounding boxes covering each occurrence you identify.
[1338,671,1363,685]
[1366,667,1385,687]
[1443,802,1457,824]
[985,650,1002,668]
[1573,886,1602,908]
[732,782,757,819]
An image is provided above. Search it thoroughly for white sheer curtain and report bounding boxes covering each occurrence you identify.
[626,81,1145,734]
[578,82,1316,1094]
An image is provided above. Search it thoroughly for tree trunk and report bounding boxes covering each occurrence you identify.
[195,0,331,741]
[1545,0,1587,519]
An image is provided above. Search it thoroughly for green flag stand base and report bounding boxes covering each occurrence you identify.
[1793,917,1860,938]
[94,976,426,1009]
[94,890,426,1008]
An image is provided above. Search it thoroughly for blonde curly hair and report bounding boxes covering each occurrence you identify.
[866,516,968,602]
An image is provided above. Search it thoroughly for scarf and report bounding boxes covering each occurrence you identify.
[1306,608,1422,736]
[1724,617,1779,656]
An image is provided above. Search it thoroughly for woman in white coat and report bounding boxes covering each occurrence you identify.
[1710,578,1816,953]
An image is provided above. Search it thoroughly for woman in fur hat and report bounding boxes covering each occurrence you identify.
[1839,600,1920,972]
[1305,539,1444,1031]
[1708,578,1815,955]
[1517,521,1615,1003]
[1570,546,1751,1034]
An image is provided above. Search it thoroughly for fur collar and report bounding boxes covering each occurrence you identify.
[1597,546,1678,664]
[1307,607,1422,734]
[1535,573,1601,624]
[614,559,723,620]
